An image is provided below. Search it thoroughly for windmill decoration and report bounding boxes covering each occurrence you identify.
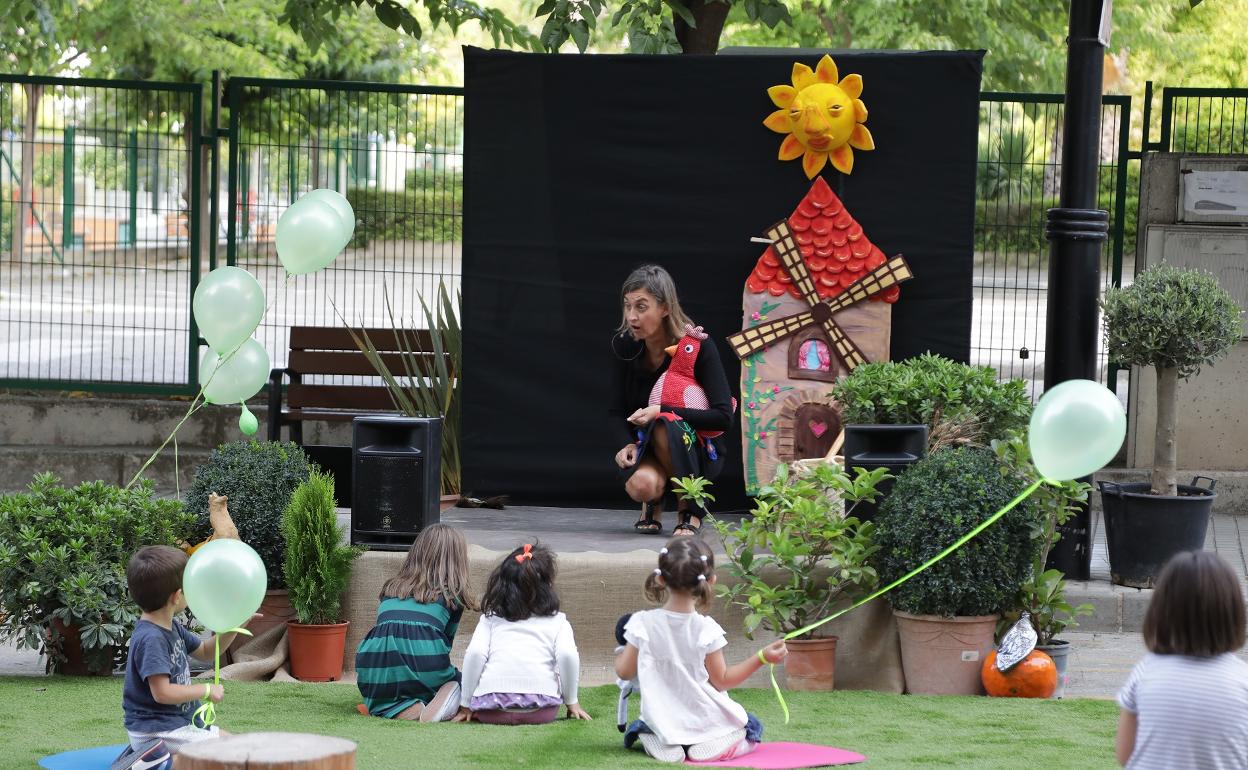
[732,177,914,493]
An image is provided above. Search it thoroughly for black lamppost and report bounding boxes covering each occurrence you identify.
[1043,0,1111,580]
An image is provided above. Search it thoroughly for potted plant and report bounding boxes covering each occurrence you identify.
[873,447,1039,695]
[347,281,462,504]
[1100,265,1242,587]
[283,470,364,681]
[831,354,1032,517]
[992,433,1093,698]
[685,462,889,691]
[0,474,195,675]
[185,440,312,637]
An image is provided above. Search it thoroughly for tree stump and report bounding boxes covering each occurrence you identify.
[174,732,356,769]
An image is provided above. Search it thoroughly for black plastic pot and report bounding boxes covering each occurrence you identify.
[1099,477,1217,589]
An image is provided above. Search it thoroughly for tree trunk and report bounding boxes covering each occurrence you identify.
[1151,366,1178,497]
[12,82,44,260]
[175,732,356,768]
[674,0,731,54]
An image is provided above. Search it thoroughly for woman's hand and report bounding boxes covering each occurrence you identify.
[760,640,788,664]
[566,703,593,720]
[627,405,661,426]
[451,707,474,722]
[615,444,638,468]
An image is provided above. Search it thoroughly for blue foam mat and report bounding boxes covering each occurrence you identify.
[38,744,127,770]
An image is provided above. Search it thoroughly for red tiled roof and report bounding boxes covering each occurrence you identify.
[746,177,901,304]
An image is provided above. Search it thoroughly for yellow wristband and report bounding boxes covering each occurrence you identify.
[204,683,211,699]
[757,649,768,666]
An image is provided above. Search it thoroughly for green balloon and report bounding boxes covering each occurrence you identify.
[183,539,267,632]
[299,189,355,249]
[199,338,270,405]
[193,267,265,353]
[276,197,345,275]
[239,403,259,436]
[1028,379,1126,481]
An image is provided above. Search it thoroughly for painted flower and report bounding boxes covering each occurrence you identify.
[747,401,757,410]
[772,386,781,394]
[750,311,761,322]
[760,431,768,439]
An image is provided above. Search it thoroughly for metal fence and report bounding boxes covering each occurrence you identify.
[1159,87,1248,154]
[972,93,1132,399]
[0,75,201,392]
[224,78,463,377]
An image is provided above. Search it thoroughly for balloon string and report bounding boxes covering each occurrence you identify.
[766,479,1044,722]
[125,342,243,490]
[191,627,252,729]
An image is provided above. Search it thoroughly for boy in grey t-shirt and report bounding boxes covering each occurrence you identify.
[1116,551,1248,769]
[122,546,249,753]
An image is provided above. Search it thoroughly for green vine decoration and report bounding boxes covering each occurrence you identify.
[740,300,794,494]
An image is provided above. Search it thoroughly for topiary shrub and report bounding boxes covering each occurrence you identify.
[873,447,1039,617]
[186,441,312,589]
[283,471,363,626]
[831,353,1031,452]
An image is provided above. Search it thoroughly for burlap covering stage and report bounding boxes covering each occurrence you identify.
[328,545,906,692]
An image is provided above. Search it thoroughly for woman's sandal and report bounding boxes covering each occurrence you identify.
[672,509,703,537]
[634,501,663,535]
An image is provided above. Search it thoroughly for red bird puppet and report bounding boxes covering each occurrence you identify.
[648,324,735,441]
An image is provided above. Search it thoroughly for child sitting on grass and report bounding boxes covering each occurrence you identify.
[615,538,787,763]
[122,545,249,754]
[356,523,474,721]
[453,542,591,724]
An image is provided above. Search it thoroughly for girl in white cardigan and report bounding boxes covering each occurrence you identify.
[452,543,592,725]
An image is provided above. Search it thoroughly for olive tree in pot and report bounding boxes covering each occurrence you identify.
[185,440,312,637]
[283,471,364,682]
[686,462,889,691]
[1100,265,1242,588]
[873,447,1039,695]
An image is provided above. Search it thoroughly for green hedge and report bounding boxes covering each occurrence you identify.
[346,171,462,247]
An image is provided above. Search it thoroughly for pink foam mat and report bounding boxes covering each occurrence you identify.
[686,741,866,768]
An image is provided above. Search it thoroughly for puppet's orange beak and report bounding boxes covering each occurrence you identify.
[664,345,677,357]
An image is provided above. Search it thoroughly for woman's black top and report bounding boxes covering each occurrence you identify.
[608,331,735,449]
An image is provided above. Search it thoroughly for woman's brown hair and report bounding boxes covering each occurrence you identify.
[645,536,715,612]
[381,523,476,610]
[1143,550,1246,657]
[618,264,696,346]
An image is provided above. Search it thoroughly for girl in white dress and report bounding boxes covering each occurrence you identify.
[615,537,787,762]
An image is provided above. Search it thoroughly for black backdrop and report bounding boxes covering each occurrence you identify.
[461,47,984,510]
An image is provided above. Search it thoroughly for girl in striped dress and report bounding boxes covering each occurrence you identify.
[356,523,475,721]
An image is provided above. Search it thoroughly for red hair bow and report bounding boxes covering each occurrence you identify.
[515,544,534,564]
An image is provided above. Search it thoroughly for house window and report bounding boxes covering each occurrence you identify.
[787,327,837,382]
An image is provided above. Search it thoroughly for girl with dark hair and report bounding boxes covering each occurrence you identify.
[611,265,735,536]
[615,538,787,763]
[1116,551,1248,768]
[453,543,591,725]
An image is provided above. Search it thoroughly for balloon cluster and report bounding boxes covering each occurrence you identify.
[192,190,354,434]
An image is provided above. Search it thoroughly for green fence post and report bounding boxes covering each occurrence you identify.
[287,145,296,205]
[62,126,74,249]
[128,129,138,246]
[240,150,250,240]
[150,134,159,213]
[334,137,341,192]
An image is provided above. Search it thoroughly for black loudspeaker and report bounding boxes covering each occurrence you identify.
[351,415,442,551]
[843,424,928,521]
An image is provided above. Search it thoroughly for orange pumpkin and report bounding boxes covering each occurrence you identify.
[981,650,1057,698]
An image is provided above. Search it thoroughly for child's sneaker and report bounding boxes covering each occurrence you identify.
[420,681,462,723]
[687,728,751,762]
[638,733,685,763]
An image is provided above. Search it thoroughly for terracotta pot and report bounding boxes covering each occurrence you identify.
[784,636,838,691]
[440,494,459,512]
[50,619,116,677]
[250,589,297,639]
[287,621,350,682]
[894,610,998,695]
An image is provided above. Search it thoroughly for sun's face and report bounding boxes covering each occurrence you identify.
[764,55,874,178]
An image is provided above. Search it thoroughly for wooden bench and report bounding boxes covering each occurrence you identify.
[266,325,442,444]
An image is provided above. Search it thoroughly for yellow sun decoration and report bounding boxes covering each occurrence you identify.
[764,55,874,178]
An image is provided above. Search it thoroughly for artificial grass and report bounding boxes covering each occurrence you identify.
[0,677,1118,768]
